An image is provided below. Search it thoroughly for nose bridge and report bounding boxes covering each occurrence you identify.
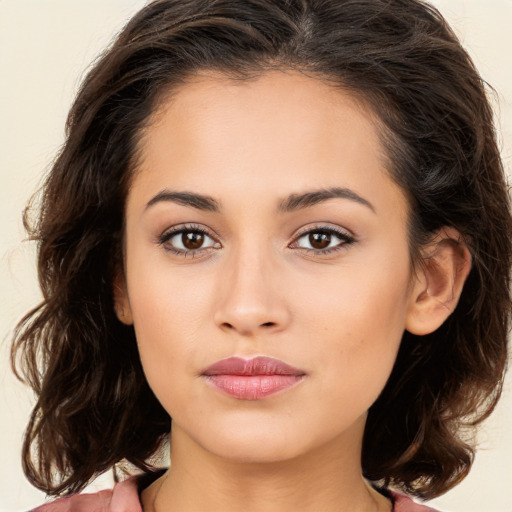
[214,239,288,335]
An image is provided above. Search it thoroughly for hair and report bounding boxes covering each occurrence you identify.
[11,0,512,501]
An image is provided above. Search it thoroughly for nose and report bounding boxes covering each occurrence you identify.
[213,246,291,336]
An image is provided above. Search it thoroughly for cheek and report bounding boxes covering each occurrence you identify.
[126,238,215,335]
[293,254,411,400]
[296,258,411,344]
[124,256,213,401]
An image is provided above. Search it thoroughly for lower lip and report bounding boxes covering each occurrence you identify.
[204,374,304,400]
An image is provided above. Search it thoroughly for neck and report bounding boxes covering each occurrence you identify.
[142,422,391,512]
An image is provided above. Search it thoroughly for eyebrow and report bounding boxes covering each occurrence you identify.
[277,187,375,214]
[145,187,375,214]
[145,190,220,212]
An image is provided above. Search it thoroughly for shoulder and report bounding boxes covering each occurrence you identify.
[390,491,441,512]
[29,476,143,512]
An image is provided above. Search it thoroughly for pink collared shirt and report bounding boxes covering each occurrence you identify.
[30,477,142,512]
[30,476,439,512]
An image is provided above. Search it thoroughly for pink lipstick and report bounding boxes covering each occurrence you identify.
[202,356,305,400]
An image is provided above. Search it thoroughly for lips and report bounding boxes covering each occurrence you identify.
[202,356,306,400]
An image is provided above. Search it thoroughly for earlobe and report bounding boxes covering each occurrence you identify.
[405,228,471,336]
[113,274,134,325]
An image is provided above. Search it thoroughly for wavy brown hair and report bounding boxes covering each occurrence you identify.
[11,0,512,500]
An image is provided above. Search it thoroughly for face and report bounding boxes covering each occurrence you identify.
[118,70,420,464]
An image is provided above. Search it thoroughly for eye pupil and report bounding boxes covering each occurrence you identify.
[309,232,331,249]
[182,231,204,250]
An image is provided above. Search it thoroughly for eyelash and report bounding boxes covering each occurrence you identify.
[291,225,356,255]
[157,223,219,258]
[157,223,356,257]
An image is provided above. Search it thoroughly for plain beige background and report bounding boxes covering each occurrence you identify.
[0,1,511,511]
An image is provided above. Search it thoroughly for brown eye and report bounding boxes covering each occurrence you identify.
[159,227,218,254]
[182,231,204,250]
[293,227,355,253]
[308,232,331,250]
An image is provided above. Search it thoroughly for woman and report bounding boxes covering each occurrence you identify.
[11,0,511,511]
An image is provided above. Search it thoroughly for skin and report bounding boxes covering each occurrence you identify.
[115,70,470,512]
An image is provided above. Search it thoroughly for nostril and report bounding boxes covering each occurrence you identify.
[217,319,280,332]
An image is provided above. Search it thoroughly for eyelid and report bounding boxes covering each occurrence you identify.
[289,224,356,254]
[158,223,213,242]
[157,223,221,255]
[293,223,355,240]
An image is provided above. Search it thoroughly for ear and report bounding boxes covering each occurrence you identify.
[113,273,134,325]
[405,227,471,336]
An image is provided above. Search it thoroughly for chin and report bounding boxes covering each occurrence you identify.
[190,420,312,463]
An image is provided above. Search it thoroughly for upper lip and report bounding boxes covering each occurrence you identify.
[202,356,306,376]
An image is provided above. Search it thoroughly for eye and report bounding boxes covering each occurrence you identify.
[158,225,220,255]
[292,227,355,253]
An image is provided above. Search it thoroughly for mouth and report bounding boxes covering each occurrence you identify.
[201,356,306,400]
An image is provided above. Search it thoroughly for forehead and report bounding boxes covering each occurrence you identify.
[154,68,375,116]
[131,69,406,219]
[137,69,387,165]
[146,69,383,148]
